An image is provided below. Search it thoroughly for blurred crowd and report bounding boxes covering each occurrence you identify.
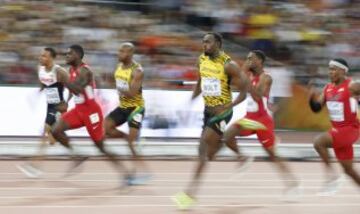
[0,0,359,88]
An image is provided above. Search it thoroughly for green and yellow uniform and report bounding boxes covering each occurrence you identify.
[198,52,233,134]
[115,62,144,108]
[107,62,145,129]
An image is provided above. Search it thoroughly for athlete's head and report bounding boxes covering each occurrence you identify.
[66,44,84,65]
[328,58,348,83]
[39,47,56,66]
[246,50,266,73]
[118,42,135,62]
[202,32,222,57]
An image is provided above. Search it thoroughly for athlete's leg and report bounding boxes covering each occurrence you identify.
[105,117,128,138]
[313,132,336,179]
[15,123,52,178]
[34,112,60,159]
[338,159,360,186]
[52,119,72,150]
[127,127,151,175]
[223,124,241,157]
[93,139,131,177]
[127,127,139,157]
[34,124,53,161]
[52,108,86,172]
[174,110,228,208]
[88,106,134,182]
[333,134,360,186]
[185,127,222,197]
[105,107,128,139]
[126,107,145,160]
[16,106,60,178]
[45,123,56,145]
[223,124,254,162]
[264,144,298,187]
[331,126,360,186]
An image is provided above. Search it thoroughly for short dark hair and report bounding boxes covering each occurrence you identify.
[69,44,84,59]
[44,47,57,58]
[206,32,223,48]
[251,50,266,63]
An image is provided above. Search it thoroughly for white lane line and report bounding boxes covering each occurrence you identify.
[0,194,358,199]
[0,172,330,175]
[0,179,348,182]
[0,203,359,208]
[0,186,356,190]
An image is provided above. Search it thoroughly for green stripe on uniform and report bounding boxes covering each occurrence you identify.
[127,106,145,122]
[208,108,233,125]
[235,118,267,130]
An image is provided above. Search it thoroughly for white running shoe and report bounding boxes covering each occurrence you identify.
[229,156,254,180]
[317,176,343,196]
[282,184,302,202]
[16,163,43,179]
[237,155,254,172]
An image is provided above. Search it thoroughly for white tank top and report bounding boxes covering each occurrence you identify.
[38,64,64,104]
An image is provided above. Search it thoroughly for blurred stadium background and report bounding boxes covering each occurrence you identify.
[0,0,360,159]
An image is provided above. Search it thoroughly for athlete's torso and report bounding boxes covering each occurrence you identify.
[114,61,144,108]
[38,64,64,105]
[199,51,232,107]
[246,73,271,118]
[69,63,96,105]
[324,78,359,127]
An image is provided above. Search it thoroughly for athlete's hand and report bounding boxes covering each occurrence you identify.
[241,60,251,72]
[223,103,234,111]
[56,101,68,113]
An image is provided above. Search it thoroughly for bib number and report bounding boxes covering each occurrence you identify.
[201,77,221,96]
[132,113,143,123]
[45,88,60,104]
[326,101,344,122]
[89,113,100,124]
[116,79,129,92]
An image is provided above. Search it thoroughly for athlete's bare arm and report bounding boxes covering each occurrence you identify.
[191,63,201,100]
[225,60,249,107]
[55,66,71,112]
[118,68,143,98]
[56,66,69,84]
[349,81,360,99]
[64,67,91,95]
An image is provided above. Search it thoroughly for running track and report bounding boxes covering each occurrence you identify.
[0,160,359,214]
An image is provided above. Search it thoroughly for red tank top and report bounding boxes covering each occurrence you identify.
[69,63,96,105]
[324,78,359,128]
[246,74,271,118]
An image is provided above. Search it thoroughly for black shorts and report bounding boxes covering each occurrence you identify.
[107,106,145,129]
[45,104,61,126]
[203,107,233,135]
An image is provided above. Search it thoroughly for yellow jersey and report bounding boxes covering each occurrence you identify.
[198,51,232,107]
[114,62,144,108]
